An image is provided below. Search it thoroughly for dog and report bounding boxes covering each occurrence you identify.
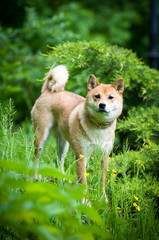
[31,65,124,202]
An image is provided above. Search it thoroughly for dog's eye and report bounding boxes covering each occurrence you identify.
[94,94,100,99]
[108,95,114,100]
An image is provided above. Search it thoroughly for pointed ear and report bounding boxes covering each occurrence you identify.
[112,78,124,94]
[88,74,100,91]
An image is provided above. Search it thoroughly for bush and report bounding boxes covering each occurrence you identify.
[0,27,46,122]
[117,106,159,148]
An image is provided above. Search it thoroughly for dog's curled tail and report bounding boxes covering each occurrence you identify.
[41,65,69,93]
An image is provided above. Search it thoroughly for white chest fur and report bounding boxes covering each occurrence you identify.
[80,117,115,155]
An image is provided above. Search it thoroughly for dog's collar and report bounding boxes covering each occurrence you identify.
[88,113,114,129]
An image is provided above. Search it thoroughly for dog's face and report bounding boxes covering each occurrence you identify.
[86,75,124,124]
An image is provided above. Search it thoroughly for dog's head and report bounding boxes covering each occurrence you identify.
[86,74,124,125]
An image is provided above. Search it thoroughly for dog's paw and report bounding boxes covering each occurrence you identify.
[103,192,108,204]
[34,172,42,181]
[82,197,91,206]
[63,178,72,184]
[100,192,108,204]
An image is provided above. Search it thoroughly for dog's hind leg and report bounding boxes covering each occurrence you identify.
[55,131,69,173]
[34,122,53,160]
[32,115,53,179]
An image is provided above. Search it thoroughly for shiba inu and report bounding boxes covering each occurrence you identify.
[31,65,124,201]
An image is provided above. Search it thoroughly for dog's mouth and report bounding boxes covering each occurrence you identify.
[98,109,110,114]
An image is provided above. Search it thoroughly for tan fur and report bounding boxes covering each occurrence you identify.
[31,66,124,202]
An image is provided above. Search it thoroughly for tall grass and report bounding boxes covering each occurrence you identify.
[0,101,158,240]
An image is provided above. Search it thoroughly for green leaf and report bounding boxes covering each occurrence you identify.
[25,182,70,205]
[77,204,104,225]
[0,159,34,176]
[38,166,73,181]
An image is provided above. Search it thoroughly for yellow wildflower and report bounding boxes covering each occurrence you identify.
[117,207,121,210]
[79,154,85,158]
[91,157,94,160]
[137,206,140,211]
[134,195,139,201]
[97,161,100,165]
[133,202,137,207]
[84,172,89,177]
[112,169,117,173]
[112,173,116,178]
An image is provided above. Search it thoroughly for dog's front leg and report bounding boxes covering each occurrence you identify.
[101,155,109,203]
[77,155,87,184]
[76,154,89,204]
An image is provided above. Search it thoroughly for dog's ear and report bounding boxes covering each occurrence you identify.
[112,78,124,94]
[88,74,100,91]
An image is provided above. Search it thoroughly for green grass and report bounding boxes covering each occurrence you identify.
[0,101,159,240]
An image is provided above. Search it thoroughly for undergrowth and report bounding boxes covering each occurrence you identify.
[0,100,159,240]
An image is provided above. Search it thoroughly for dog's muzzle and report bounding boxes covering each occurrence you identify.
[98,103,109,113]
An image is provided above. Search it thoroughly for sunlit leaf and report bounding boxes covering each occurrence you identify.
[0,159,34,176]
[77,204,104,225]
[38,166,73,181]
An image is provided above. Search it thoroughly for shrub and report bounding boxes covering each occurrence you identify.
[0,27,46,122]
[117,106,159,148]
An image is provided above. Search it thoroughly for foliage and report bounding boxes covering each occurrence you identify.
[0,161,108,240]
[22,5,86,53]
[117,106,159,148]
[0,27,46,121]
[0,0,152,58]
[0,101,159,240]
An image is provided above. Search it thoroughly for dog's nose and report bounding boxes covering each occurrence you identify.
[99,103,106,109]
